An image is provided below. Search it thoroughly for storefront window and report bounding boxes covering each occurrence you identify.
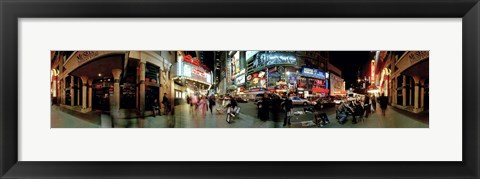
[120,60,139,109]
[145,86,159,111]
[92,79,113,111]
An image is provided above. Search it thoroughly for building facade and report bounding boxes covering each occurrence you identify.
[173,51,213,103]
[50,51,175,119]
[387,51,429,113]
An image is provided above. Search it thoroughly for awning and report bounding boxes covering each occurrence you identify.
[312,87,329,93]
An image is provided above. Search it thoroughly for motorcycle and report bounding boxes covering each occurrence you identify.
[226,105,241,123]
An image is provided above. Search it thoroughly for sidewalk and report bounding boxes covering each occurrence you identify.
[51,104,428,128]
[319,105,429,128]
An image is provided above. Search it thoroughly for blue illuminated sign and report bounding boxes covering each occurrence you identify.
[301,67,325,79]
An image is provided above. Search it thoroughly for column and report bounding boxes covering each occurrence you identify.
[139,62,146,115]
[88,79,93,109]
[77,78,80,106]
[158,66,163,110]
[409,79,413,106]
[112,69,122,118]
[60,79,64,105]
[80,76,88,109]
[413,76,420,110]
[63,77,67,105]
[392,78,396,105]
[420,80,425,109]
[170,72,175,115]
[70,76,75,107]
[402,75,406,107]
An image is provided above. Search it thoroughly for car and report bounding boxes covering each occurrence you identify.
[289,96,311,106]
[314,97,336,109]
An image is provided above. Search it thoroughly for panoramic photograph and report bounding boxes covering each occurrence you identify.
[50,51,429,128]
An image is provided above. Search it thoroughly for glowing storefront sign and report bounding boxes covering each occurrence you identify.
[246,51,259,61]
[252,52,297,70]
[192,68,205,77]
[235,75,245,85]
[301,67,325,79]
[371,60,375,81]
[183,64,192,77]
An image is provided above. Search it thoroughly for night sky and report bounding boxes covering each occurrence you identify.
[329,51,372,89]
[201,51,214,71]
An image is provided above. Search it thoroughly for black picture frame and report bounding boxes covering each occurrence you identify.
[1,0,479,178]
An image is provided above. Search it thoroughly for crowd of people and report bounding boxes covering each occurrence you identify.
[151,93,171,117]
[336,93,388,124]
[160,91,390,126]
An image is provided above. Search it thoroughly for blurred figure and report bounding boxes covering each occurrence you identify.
[152,98,160,117]
[271,95,281,127]
[346,101,358,124]
[371,95,377,111]
[208,95,216,114]
[378,93,388,116]
[364,95,371,118]
[336,102,348,124]
[197,95,208,117]
[283,93,293,126]
[259,93,270,121]
[191,94,199,112]
[162,93,170,115]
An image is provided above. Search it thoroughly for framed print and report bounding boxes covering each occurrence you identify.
[1,0,479,178]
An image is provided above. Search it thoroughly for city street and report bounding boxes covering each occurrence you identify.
[51,102,428,128]
[50,51,429,128]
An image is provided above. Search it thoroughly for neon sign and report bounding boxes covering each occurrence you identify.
[371,60,375,81]
[183,55,200,66]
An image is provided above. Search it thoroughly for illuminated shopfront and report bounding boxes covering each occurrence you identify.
[174,51,212,98]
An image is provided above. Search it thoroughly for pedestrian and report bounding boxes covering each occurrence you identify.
[336,102,348,124]
[162,93,170,115]
[271,95,281,125]
[259,93,270,121]
[208,95,216,114]
[197,95,207,117]
[191,94,198,111]
[364,95,371,118]
[283,93,293,126]
[371,95,377,111]
[186,95,191,105]
[346,101,358,124]
[378,93,388,116]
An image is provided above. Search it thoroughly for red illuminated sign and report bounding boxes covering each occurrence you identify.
[183,55,200,66]
[371,60,375,81]
[192,68,205,77]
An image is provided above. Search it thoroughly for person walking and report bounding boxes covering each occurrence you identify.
[364,95,371,118]
[259,93,270,121]
[283,93,293,126]
[191,94,198,112]
[197,95,208,117]
[208,95,216,114]
[162,93,170,115]
[378,93,388,116]
[371,95,377,111]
